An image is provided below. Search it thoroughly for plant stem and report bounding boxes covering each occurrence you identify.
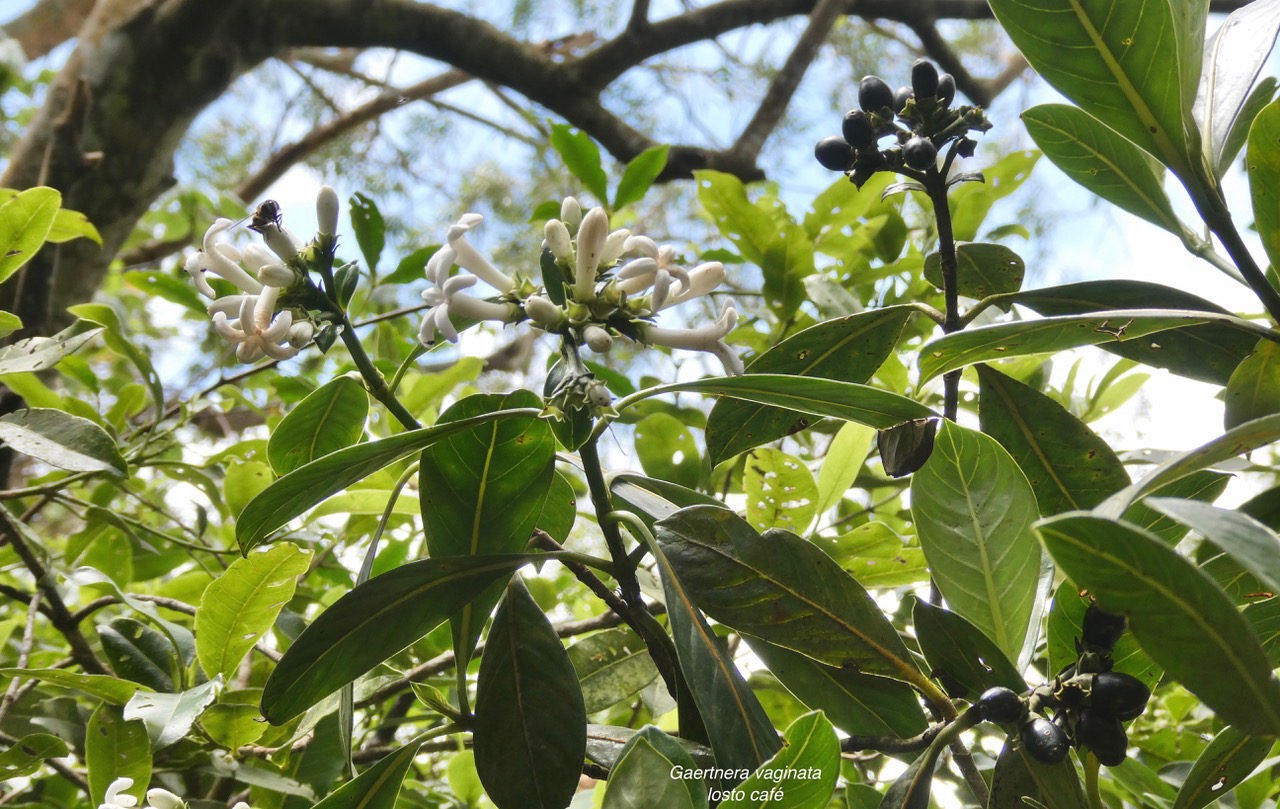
[1190,175,1280,324]
[578,438,642,605]
[1085,753,1104,809]
[927,176,961,423]
[338,323,422,431]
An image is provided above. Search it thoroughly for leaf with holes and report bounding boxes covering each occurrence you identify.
[924,242,1025,298]
[743,448,817,534]
[1171,725,1274,809]
[719,711,839,809]
[1225,339,1280,429]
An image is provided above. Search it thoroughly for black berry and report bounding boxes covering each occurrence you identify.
[978,686,1024,724]
[1075,708,1128,766]
[1091,672,1150,721]
[1021,715,1069,764]
[859,75,895,112]
[936,73,956,107]
[815,136,854,171]
[911,59,939,98]
[893,86,914,113]
[903,137,938,170]
[1082,604,1126,652]
[842,110,876,149]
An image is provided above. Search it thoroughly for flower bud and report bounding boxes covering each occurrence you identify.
[560,196,582,229]
[544,219,573,263]
[583,325,613,353]
[574,207,609,302]
[262,224,300,263]
[524,294,565,328]
[257,263,299,288]
[146,788,186,809]
[600,228,632,266]
[316,185,340,235]
[586,379,613,409]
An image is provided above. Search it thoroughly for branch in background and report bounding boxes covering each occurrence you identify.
[0,0,97,60]
[907,16,992,107]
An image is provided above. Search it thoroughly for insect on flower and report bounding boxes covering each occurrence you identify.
[248,199,283,234]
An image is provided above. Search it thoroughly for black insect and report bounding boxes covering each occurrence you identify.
[249,200,283,233]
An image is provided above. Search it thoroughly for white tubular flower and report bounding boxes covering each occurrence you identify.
[583,325,613,353]
[544,220,573,263]
[260,222,300,264]
[212,288,302,363]
[185,219,263,299]
[100,777,138,808]
[600,228,632,267]
[257,263,299,288]
[524,294,565,328]
[560,196,582,229]
[418,273,518,346]
[316,185,340,235]
[574,207,609,302]
[640,301,743,376]
[660,261,725,310]
[145,788,186,809]
[425,244,456,286]
[445,213,515,293]
[231,804,251,809]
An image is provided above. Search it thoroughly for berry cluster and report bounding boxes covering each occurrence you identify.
[813,59,991,187]
[975,605,1152,767]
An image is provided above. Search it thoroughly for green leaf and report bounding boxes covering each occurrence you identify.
[586,724,716,772]
[67,303,165,421]
[654,507,929,690]
[1146,498,1280,596]
[260,554,544,723]
[1226,339,1280,429]
[912,422,1044,660]
[307,489,420,521]
[1098,413,1280,517]
[1045,584,1160,689]
[268,376,369,475]
[310,740,422,809]
[1022,104,1184,236]
[0,668,147,705]
[636,412,702,490]
[123,677,222,748]
[0,733,69,781]
[991,739,1089,809]
[761,221,815,320]
[1036,513,1280,734]
[1218,77,1279,178]
[747,639,927,739]
[0,186,59,283]
[977,364,1129,515]
[348,192,385,273]
[812,523,928,589]
[695,170,779,266]
[474,577,586,809]
[536,469,577,542]
[923,243,1025,298]
[0,319,101,376]
[912,600,1025,700]
[385,244,439,285]
[196,542,312,681]
[719,711,839,809]
[235,405,542,552]
[609,472,724,528]
[0,310,21,339]
[419,391,555,669]
[1195,0,1280,176]
[201,700,267,748]
[947,150,1040,242]
[569,627,660,714]
[636,375,934,439]
[614,145,670,210]
[744,448,817,535]
[878,741,939,809]
[1013,281,1257,386]
[99,618,177,692]
[70,566,195,666]
[1171,725,1274,809]
[648,523,781,772]
[550,124,609,204]
[1123,470,1231,544]
[47,206,102,245]
[704,308,912,466]
[918,309,1263,383]
[0,407,127,476]
[602,725,708,809]
[986,0,1199,173]
[85,703,150,807]
[224,460,273,519]
[814,422,875,517]
[1250,99,1280,274]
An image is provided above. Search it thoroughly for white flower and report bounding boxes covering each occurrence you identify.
[184,219,263,299]
[438,214,515,293]
[615,238,691,311]
[574,207,609,302]
[100,777,138,808]
[544,219,573,263]
[641,301,743,376]
[145,787,186,809]
[524,294,565,328]
[418,273,518,346]
[583,325,613,353]
[560,196,582,228]
[231,803,251,809]
[663,262,726,310]
[316,185,340,235]
[212,287,302,363]
[259,221,301,264]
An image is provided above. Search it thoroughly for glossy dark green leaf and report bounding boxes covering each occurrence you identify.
[419,391,555,669]
[918,310,1264,384]
[569,627,659,714]
[1250,99,1280,273]
[655,507,929,689]
[705,308,911,465]
[1036,513,1280,734]
[551,124,609,204]
[614,144,670,210]
[987,0,1199,173]
[1226,339,1280,429]
[260,554,544,723]
[609,473,723,528]
[310,740,422,809]
[585,724,715,772]
[71,566,195,666]
[1147,498,1280,596]
[1121,470,1231,544]
[719,711,839,809]
[602,725,707,809]
[635,412,701,490]
[122,677,221,748]
[1013,281,1258,385]
[1171,725,1273,809]
[267,376,369,475]
[1195,0,1280,174]
[1097,413,1280,518]
[991,739,1088,809]
[912,422,1043,660]
[99,618,176,692]
[0,733,69,781]
[536,469,577,542]
[0,407,127,476]
[648,527,781,772]
[923,242,1025,298]
[0,668,146,705]
[475,577,586,809]
[85,703,150,807]
[0,319,101,376]
[978,364,1129,515]
[1023,104,1183,236]
[0,186,59,283]
[747,637,927,739]
[877,740,940,809]
[912,600,1025,700]
[348,192,385,273]
[236,405,542,551]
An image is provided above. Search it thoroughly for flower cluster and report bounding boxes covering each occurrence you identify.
[185,187,339,363]
[98,777,250,809]
[418,196,743,376]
